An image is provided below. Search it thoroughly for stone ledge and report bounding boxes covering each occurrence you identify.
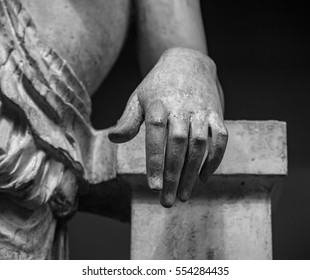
[116,120,287,176]
[80,120,287,227]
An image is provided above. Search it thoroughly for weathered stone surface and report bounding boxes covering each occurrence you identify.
[117,121,287,259]
[117,121,287,176]
[130,175,281,260]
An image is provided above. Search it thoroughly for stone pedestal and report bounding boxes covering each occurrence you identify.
[116,121,287,259]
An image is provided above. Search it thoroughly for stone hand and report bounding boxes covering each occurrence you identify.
[108,48,228,207]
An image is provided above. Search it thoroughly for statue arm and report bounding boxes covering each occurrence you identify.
[135,0,208,75]
[109,0,228,207]
[134,0,224,110]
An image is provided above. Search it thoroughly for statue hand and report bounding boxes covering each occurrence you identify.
[108,48,228,207]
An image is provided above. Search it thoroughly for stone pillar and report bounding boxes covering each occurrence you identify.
[116,121,287,260]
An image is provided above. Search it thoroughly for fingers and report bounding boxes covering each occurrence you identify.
[108,94,143,143]
[161,113,190,207]
[177,112,208,202]
[199,113,228,183]
[145,100,168,190]
[109,91,228,207]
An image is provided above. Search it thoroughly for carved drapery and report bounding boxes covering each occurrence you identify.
[0,0,112,259]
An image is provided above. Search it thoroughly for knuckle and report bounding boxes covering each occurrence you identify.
[218,129,228,139]
[208,111,222,123]
[192,134,207,147]
[217,128,228,142]
[191,111,208,123]
[147,117,166,128]
[171,132,188,144]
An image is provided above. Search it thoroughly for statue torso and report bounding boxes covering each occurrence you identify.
[21,0,132,95]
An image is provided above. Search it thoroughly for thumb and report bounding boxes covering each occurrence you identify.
[108,94,144,143]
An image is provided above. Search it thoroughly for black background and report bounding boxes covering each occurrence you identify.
[69,0,310,259]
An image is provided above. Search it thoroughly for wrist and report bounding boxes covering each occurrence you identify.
[159,47,217,77]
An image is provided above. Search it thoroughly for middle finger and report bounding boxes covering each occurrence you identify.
[160,112,189,207]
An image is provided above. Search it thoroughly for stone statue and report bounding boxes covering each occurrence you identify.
[0,0,228,259]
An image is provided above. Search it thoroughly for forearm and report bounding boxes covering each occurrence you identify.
[135,0,207,75]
